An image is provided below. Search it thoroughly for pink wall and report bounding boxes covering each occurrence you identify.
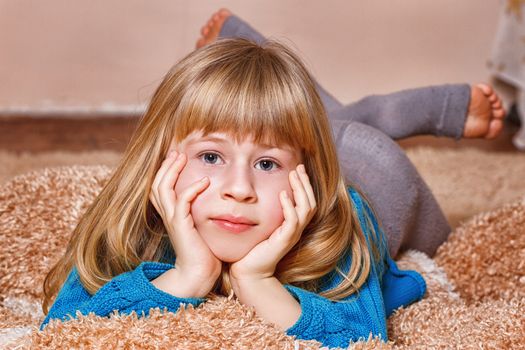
[0,0,501,112]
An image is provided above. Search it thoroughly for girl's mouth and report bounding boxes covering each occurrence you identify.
[211,218,256,233]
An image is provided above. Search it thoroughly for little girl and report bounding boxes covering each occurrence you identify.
[41,38,426,348]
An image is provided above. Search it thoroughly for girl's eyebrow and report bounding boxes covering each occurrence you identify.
[188,136,227,145]
[188,135,286,151]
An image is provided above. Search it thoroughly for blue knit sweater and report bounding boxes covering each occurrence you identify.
[41,189,426,348]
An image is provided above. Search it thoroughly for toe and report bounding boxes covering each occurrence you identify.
[492,99,502,109]
[217,11,230,25]
[219,8,232,16]
[198,8,231,45]
[485,119,503,139]
[476,83,493,95]
[196,38,206,49]
[493,108,506,119]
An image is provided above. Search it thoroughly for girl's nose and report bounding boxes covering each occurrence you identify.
[220,166,257,203]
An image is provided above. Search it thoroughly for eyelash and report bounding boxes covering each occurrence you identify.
[197,152,282,171]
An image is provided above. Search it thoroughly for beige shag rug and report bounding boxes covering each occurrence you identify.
[0,147,524,349]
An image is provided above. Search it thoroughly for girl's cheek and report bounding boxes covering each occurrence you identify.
[173,163,194,196]
[258,176,291,229]
[174,159,218,196]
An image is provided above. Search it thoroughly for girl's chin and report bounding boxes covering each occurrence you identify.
[203,237,254,262]
[209,246,250,263]
[198,227,272,263]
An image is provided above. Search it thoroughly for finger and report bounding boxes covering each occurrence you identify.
[296,164,317,211]
[277,191,302,249]
[158,153,188,218]
[172,177,210,252]
[174,177,210,225]
[488,93,498,103]
[152,150,178,190]
[151,151,179,213]
[277,191,299,242]
[289,168,309,213]
[170,177,210,254]
[149,190,161,215]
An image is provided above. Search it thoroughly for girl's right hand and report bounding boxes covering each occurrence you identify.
[149,150,222,297]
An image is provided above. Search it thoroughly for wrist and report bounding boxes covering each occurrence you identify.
[152,268,217,298]
[230,275,277,299]
[229,275,301,330]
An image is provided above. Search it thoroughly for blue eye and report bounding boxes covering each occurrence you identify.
[200,152,222,164]
[255,159,279,171]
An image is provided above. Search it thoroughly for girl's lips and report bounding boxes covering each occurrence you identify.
[211,219,256,233]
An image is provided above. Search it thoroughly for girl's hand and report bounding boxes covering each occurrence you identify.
[229,164,317,282]
[149,151,222,297]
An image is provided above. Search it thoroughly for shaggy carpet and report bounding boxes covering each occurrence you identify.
[0,147,524,349]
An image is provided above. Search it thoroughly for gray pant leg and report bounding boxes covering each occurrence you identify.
[332,121,451,258]
[330,85,470,140]
[219,15,343,113]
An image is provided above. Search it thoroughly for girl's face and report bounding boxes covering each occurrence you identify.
[172,131,302,262]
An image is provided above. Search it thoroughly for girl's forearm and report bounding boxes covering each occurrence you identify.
[231,276,301,330]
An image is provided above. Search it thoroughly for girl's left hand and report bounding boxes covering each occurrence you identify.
[229,164,317,281]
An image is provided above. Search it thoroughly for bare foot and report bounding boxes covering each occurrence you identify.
[196,8,232,49]
[463,83,507,139]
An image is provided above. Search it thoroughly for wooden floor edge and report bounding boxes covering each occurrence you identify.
[0,115,139,153]
[0,115,519,153]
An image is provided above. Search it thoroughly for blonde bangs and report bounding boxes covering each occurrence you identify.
[171,39,317,154]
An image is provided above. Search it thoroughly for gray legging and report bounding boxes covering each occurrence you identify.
[219,15,471,258]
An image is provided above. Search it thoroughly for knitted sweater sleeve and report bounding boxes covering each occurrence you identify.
[283,281,387,348]
[332,84,471,140]
[40,262,205,330]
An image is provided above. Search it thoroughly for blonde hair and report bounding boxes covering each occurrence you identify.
[43,38,381,314]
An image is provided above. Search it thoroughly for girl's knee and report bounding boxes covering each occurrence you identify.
[334,122,421,187]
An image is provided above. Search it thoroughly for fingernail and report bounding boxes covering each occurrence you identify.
[200,176,208,182]
[298,164,306,173]
[168,150,177,157]
[282,191,288,199]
